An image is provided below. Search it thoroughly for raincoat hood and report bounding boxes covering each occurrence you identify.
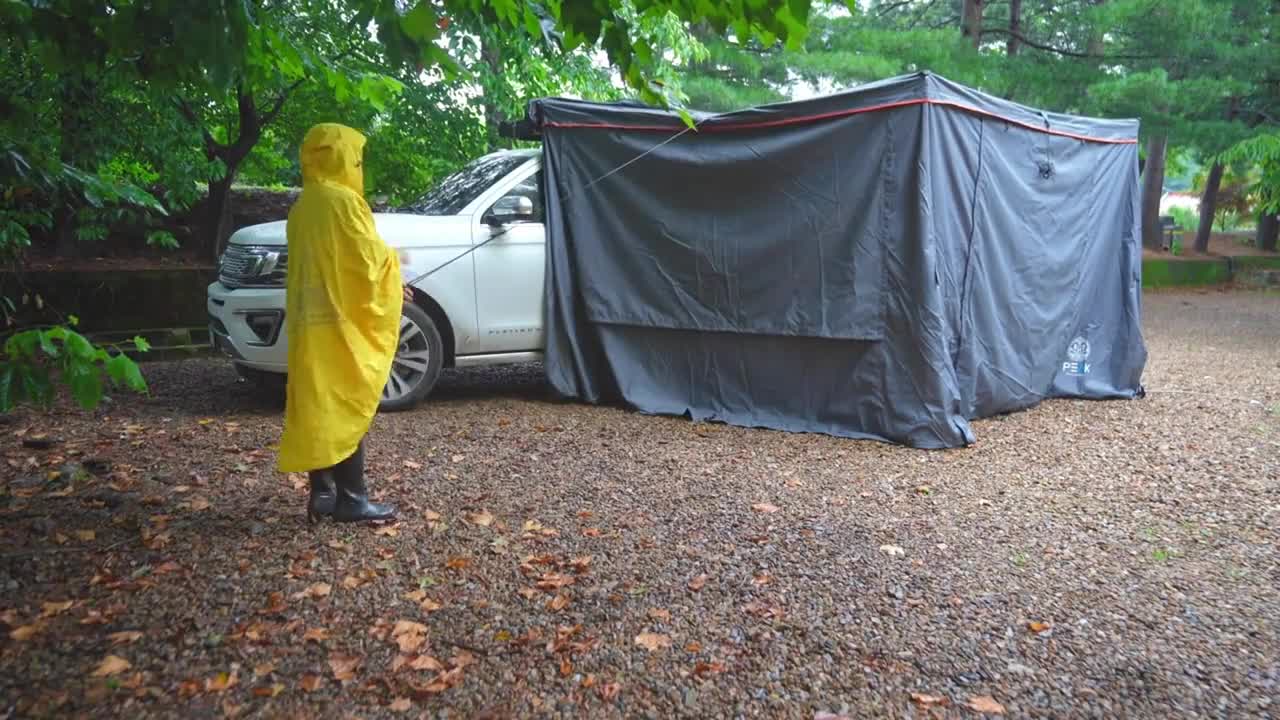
[300,123,367,197]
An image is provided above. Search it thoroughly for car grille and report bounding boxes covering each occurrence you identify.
[219,245,288,289]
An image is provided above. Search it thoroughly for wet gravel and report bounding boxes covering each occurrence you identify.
[1,289,1277,719]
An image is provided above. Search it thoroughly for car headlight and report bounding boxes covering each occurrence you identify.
[219,245,288,289]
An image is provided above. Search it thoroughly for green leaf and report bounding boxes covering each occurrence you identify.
[67,364,103,410]
[64,331,96,361]
[105,352,147,393]
[37,330,59,358]
[132,336,152,353]
[402,2,440,42]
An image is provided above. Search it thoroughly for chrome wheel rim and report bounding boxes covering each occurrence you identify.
[383,314,431,403]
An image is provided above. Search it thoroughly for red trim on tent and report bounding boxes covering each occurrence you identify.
[543,98,1138,145]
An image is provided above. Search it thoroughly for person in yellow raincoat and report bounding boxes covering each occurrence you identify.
[276,123,408,524]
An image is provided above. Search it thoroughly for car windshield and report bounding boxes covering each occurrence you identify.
[399,154,531,215]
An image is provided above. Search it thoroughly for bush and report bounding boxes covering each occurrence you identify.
[1,317,149,412]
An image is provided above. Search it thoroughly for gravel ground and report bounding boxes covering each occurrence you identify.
[1,289,1277,719]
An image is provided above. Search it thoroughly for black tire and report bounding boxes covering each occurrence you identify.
[235,363,287,395]
[378,301,444,412]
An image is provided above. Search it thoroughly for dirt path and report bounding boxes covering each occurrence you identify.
[2,290,1277,719]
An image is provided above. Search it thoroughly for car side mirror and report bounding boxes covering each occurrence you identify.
[486,195,534,225]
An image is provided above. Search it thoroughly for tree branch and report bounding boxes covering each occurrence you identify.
[173,96,224,160]
[981,27,1158,60]
[261,76,308,128]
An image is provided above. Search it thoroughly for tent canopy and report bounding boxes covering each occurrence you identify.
[521,72,1146,448]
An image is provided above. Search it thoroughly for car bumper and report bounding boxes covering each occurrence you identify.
[207,282,288,373]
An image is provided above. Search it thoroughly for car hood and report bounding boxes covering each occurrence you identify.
[227,213,471,249]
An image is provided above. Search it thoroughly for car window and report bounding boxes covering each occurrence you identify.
[493,170,544,223]
[400,155,531,215]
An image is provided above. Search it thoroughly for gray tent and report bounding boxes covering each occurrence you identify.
[516,72,1147,448]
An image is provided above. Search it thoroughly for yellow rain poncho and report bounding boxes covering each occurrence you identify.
[277,124,402,473]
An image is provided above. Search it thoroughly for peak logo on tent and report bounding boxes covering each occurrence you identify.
[1063,336,1091,376]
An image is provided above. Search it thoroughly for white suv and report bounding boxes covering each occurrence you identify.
[208,148,546,411]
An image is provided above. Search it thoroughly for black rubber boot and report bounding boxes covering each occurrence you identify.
[306,469,336,524]
[331,440,396,523]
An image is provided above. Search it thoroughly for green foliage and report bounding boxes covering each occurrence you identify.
[1220,134,1280,215]
[1168,206,1199,232]
[0,320,148,413]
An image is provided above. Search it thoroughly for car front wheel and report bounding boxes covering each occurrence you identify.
[379,302,444,412]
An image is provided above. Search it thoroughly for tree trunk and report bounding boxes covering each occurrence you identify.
[1086,0,1107,58]
[1140,133,1167,251]
[1007,0,1022,55]
[207,174,236,262]
[1193,161,1225,254]
[481,32,506,152]
[1258,212,1279,252]
[961,0,985,49]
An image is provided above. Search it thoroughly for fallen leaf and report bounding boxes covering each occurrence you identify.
[569,555,593,573]
[693,661,726,677]
[634,633,672,652]
[403,460,423,470]
[581,527,603,537]
[292,583,332,601]
[911,692,948,706]
[154,561,183,574]
[10,623,43,641]
[188,497,211,511]
[253,663,276,678]
[328,653,362,681]
[684,641,703,653]
[547,594,570,612]
[814,713,852,720]
[753,572,773,586]
[303,628,330,643]
[375,524,400,537]
[464,510,495,527]
[647,608,672,622]
[91,655,132,677]
[299,674,324,692]
[576,510,593,519]
[450,650,477,669]
[75,530,96,542]
[40,600,75,618]
[752,502,780,514]
[598,682,621,701]
[879,544,906,557]
[451,454,464,463]
[419,597,443,613]
[536,572,575,591]
[423,510,442,522]
[404,590,427,602]
[205,671,238,692]
[389,697,412,712]
[252,684,285,698]
[687,574,708,592]
[108,631,144,645]
[560,656,573,677]
[743,600,785,620]
[965,695,1005,714]
[342,575,364,590]
[391,620,429,653]
[444,557,470,570]
[517,587,538,600]
[409,655,444,672]
[1027,621,1052,633]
